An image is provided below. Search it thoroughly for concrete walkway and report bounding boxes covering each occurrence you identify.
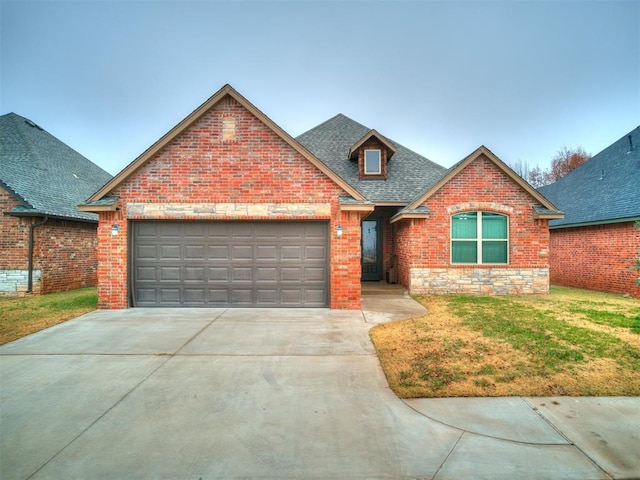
[1,292,638,479]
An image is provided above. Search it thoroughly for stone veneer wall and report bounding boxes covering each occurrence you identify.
[0,270,42,296]
[409,267,550,295]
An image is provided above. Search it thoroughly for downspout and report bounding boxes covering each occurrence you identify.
[27,216,49,293]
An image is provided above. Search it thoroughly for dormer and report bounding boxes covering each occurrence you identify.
[349,130,396,180]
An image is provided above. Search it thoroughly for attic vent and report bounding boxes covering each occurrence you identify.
[222,116,236,142]
[627,134,634,154]
[24,119,43,131]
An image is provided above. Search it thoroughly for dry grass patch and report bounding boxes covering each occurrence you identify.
[370,286,640,398]
[0,288,97,345]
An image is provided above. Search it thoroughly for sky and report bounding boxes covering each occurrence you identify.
[1,0,639,177]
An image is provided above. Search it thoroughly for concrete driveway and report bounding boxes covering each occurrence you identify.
[1,307,638,479]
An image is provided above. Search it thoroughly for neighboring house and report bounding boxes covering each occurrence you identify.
[80,84,562,309]
[538,126,640,298]
[0,113,113,295]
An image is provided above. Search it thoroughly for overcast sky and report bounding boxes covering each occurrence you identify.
[1,0,638,176]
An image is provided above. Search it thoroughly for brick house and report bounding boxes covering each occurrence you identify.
[0,113,112,295]
[80,84,562,309]
[538,126,640,298]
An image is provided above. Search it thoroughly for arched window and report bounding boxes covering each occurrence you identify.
[451,212,508,264]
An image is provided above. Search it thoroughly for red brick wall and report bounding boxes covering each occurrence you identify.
[96,96,359,309]
[549,221,640,298]
[34,219,98,293]
[1,187,99,295]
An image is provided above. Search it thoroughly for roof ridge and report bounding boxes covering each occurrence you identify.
[296,113,370,139]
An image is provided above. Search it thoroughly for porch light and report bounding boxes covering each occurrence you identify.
[111,224,120,236]
[336,225,343,238]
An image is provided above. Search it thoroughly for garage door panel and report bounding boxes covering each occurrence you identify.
[281,246,302,261]
[160,289,181,304]
[135,266,157,281]
[184,267,205,282]
[185,245,205,260]
[232,267,253,282]
[256,245,277,260]
[305,267,326,282]
[257,268,277,282]
[158,223,182,236]
[133,221,328,307]
[184,289,206,304]
[281,267,302,282]
[208,245,229,260]
[160,267,181,281]
[136,245,157,260]
[208,267,230,282]
[160,245,181,260]
[232,245,253,260]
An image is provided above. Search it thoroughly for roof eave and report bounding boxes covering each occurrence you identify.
[5,209,98,224]
[550,216,640,229]
[390,212,429,224]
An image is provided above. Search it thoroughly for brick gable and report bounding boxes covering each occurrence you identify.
[399,154,551,294]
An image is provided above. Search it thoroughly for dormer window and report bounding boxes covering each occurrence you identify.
[364,150,382,175]
[349,129,396,180]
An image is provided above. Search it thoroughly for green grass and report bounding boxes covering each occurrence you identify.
[0,287,97,344]
[447,295,640,373]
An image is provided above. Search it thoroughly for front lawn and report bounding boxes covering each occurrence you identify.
[370,286,640,397]
[0,287,97,345]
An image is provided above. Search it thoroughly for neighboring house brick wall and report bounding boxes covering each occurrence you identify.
[96,96,360,309]
[1,188,98,295]
[404,154,551,294]
[549,222,640,298]
[1,188,29,269]
[34,219,98,294]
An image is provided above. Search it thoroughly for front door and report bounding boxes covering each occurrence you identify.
[361,217,382,281]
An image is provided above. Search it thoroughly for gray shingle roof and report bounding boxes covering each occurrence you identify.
[538,126,640,227]
[0,113,112,222]
[296,114,447,203]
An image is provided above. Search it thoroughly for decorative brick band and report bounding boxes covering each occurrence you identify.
[126,202,332,219]
[447,202,514,215]
[409,267,549,295]
[0,270,42,296]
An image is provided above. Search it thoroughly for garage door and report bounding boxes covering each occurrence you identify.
[132,221,328,307]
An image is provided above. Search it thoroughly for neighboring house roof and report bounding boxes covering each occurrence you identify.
[82,84,364,208]
[296,114,448,203]
[0,112,112,222]
[538,126,640,228]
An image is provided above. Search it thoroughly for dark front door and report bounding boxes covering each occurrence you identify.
[361,217,382,281]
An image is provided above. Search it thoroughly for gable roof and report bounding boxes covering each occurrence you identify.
[392,146,563,223]
[0,112,113,222]
[347,129,397,160]
[82,84,363,208]
[538,126,640,228]
[296,114,447,203]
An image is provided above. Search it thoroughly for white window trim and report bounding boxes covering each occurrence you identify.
[450,211,509,265]
[364,149,382,175]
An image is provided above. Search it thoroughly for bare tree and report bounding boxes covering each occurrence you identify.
[512,146,591,188]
